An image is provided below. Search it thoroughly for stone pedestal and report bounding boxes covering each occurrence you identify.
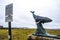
[28,35,60,40]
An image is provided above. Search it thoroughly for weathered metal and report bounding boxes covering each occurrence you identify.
[30,11,60,39]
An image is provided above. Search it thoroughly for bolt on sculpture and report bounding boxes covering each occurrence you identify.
[30,11,60,39]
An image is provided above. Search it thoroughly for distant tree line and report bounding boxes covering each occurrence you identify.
[0,26,3,29]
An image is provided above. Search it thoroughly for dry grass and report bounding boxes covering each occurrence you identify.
[0,28,60,40]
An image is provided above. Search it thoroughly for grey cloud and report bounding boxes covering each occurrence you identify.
[0,0,60,29]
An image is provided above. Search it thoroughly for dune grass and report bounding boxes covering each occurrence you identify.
[0,28,60,40]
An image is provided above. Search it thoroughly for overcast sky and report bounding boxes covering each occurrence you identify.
[0,0,60,29]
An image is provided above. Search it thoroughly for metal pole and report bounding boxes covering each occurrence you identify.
[8,22,12,40]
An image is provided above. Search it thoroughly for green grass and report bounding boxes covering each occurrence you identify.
[0,28,60,40]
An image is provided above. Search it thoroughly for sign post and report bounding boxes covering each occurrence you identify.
[8,22,12,40]
[5,3,13,40]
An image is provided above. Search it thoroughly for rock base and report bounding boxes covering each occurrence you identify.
[28,35,60,40]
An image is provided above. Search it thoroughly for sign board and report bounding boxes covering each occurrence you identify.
[5,3,13,22]
[5,15,13,22]
[5,3,13,16]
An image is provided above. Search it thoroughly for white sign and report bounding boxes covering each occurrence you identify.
[5,3,13,22]
[5,3,13,16]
